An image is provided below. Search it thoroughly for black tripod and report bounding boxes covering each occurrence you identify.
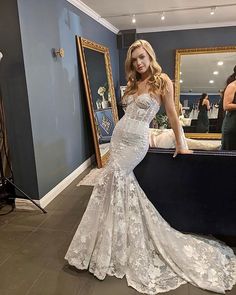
[0,155,47,214]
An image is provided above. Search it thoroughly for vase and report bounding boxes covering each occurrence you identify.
[101,95,109,109]
[96,99,102,110]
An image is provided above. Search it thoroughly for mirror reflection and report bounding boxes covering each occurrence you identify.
[175,47,236,140]
[77,37,119,168]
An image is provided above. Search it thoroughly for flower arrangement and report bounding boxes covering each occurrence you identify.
[98,86,106,97]
[97,84,110,109]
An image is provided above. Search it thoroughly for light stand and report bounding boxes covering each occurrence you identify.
[0,136,47,214]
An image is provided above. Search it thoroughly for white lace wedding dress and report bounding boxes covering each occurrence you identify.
[65,94,236,294]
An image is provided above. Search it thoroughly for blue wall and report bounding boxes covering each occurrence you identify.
[180,94,221,109]
[0,0,119,198]
[119,26,236,85]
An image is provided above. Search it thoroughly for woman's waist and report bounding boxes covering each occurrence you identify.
[124,115,150,125]
[116,116,149,134]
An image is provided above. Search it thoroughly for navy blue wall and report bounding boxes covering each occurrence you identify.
[119,26,236,86]
[180,94,221,109]
[0,0,119,198]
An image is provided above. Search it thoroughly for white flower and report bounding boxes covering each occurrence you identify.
[98,86,106,96]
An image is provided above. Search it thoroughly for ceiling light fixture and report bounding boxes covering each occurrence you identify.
[132,14,136,23]
[102,4,236,20]
[217,61,224,66]
[180,79,183,83]
[161,12,165,21]
[209,80,214,84]
[210,7,216,15]
[213,71,219,75]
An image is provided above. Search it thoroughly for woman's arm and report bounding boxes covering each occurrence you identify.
[161,74,192,156]
[223,82,236,111]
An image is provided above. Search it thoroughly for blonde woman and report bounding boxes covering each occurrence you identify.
[65,40,236,294]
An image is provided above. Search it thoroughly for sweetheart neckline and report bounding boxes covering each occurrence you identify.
[131,93,161,106]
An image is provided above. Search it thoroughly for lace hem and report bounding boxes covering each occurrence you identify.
[127,279,187,295]
[66,250,236,295]
[66,257,188,295]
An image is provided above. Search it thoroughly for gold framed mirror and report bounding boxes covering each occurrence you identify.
[77,37,119,168]
[175,46,236,140]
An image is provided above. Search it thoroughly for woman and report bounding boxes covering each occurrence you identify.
[196,93,210,133]
[221,65,236,150]
[65,40,236,294]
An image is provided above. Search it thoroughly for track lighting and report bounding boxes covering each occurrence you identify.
[103,4,236,22]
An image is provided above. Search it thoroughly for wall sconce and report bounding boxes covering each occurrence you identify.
[52,48,65,58]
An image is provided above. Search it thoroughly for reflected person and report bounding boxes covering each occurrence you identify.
[196,93,210,132]
[221,65,236,150]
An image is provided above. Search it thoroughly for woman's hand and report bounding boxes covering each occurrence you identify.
[173,149,193,158]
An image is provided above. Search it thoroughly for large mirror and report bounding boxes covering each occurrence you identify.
[77,37,119,168]
[175,46,236,140]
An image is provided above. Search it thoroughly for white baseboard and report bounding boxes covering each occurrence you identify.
[15,155,95,210]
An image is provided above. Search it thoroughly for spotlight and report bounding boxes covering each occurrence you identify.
[161,12,165,21]
[217,61,224,66]
[213,71,219,75]
[132,14,136,23]
[209,80,214,84]
[210,7,216,15]
[180,79,183,83]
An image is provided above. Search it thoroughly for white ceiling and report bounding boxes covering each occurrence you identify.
[80,0,236,32]
[180,52,236,93]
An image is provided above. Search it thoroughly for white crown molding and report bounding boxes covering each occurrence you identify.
[66,0,119,34]
[137,21,236,33]
[15,154,95,210]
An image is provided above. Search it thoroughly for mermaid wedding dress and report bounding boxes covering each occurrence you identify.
[65,94,236,294]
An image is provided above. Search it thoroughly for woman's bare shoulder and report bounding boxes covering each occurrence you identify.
[230,81,236,88]
[225,81,236,92]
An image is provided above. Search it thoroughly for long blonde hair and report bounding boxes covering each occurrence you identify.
[123,40,167,100]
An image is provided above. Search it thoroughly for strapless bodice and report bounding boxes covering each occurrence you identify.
[124,93,160,124]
